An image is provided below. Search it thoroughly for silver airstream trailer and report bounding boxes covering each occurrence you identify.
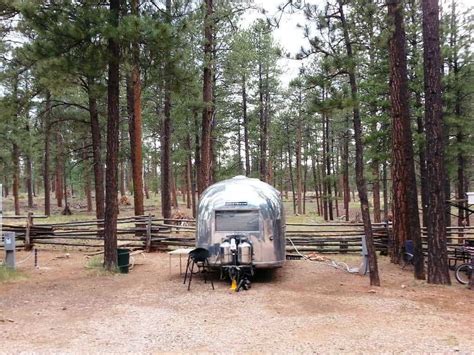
[196,175,286,270]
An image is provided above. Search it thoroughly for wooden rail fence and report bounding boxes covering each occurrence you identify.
[1,214,473,257]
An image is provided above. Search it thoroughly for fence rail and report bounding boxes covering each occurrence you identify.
[1,214,473,256]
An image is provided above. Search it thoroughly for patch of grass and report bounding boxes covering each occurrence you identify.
[86,256,104,269]
[85,256,118,276]
[0,266,26,283]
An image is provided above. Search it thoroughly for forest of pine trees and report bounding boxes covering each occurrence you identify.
[0,0,472,283]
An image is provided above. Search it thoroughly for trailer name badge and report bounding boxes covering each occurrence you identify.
[225,201,248,206]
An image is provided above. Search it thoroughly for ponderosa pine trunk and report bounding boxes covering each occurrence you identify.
[325,112,333,221]
[338,0,380,286]
[185,138,192,210]
[421,0,450,284]
[342,115,350,221]
[198,0,214,195]
[258,61,268,182]
[26,153,33,209]
[44,92,51,216]
[128,0,144,216]
[103,0,120,271]
[448,1,467,239]
[242,74,250,176]
[186,133,196,218]
[87,79,105,220]
[311,153,321,216]
[12,143,20,215]
[55,127,64,208]
[388,0,425,279]
[295,90,303,215]
[160,0,172,220]
[415,91,429,228]
[83,144,93,212]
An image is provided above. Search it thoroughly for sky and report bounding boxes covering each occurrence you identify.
[245,0,317,87]
[245,0,472,88]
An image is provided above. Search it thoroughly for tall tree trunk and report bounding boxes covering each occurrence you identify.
[242,74,250,176]
[448,0,466,240]
[83,145,93,212]
[160,0,172,220]
[87,79,105,220]
[311,152,321,216]
[12,143,20,215]
[416,97,429,228]
[338,0,380,286]
[295,91,303,214]
[198,0,214,195]
[388,0,425,279]
[372,160,381,223]
[421,0,450,284]
[325,112,333,220]
[104,0,120,271]
[55,128,64,208]
[2,178,8,197]
[119,161,126,197]
[193,109,201,204]
[126,0,145,216]
[258,64,270,182]
[24,118,34,209]
[185,134,194,215]
[44,92,51,216]
[285,121,296,215]
[63,166,69,210]
[25,154,33,209]
[303,140,309,215]
[407,0,429,230]
[185,150,192,210]
[171,167,178,208]
[342,117,350,221]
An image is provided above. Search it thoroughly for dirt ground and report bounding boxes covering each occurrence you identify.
[0,250,472,353]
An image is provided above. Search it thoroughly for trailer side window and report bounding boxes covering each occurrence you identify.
[215,210,259,232]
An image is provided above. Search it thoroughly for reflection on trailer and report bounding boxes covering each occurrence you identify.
[196,175,286,269]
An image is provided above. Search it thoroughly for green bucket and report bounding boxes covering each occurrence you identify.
[117,248,130,274]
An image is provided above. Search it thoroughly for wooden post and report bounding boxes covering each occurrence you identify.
[145,213,152,252]
[340,240,348,254]
[24,212,33,251]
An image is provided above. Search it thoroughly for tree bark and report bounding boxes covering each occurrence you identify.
[342,115,350,221]
[421,0,450,284]
[83,144,93,212]
[44,92,51,216]
[338,0,380,286]
[198,0,214,195]
[160,0,172,220]
[258,61,269,182]
[127,0,145,216]
[325,112,333,221]
[388,0,425,279]
[25,153,34,209]
[104,0,120,271]
[295,90,303,215]
[87,79,105,220]
[55,127,64,208]
[242,74,250,176]
[12,143,20,215]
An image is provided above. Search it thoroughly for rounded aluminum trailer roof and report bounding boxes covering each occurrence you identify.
[197,175,283,220]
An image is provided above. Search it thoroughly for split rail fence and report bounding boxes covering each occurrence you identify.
[1,214,473,258]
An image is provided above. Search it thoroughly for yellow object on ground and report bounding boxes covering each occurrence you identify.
[231,279,237,291]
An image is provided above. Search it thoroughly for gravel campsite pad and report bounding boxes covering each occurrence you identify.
[0,250,472,353]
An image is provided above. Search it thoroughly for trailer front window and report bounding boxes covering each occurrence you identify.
[215,210,259,232]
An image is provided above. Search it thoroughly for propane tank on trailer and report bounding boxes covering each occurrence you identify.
[238,240,252,265]
[219,240,232,265]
